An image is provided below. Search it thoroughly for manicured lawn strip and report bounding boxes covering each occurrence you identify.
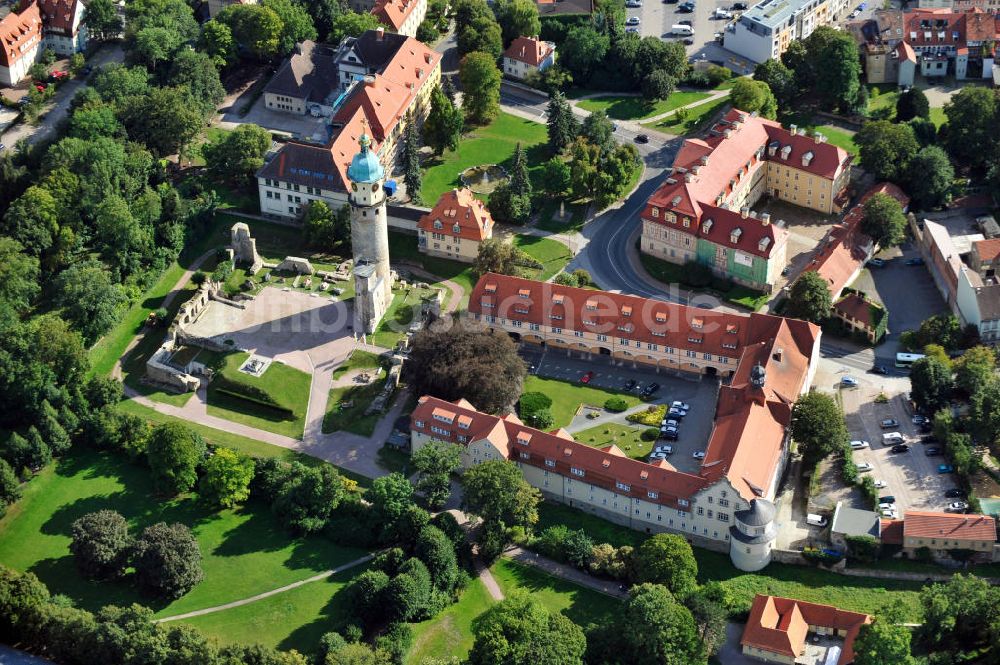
[179,566,365,654]
[536,200,588,234]
[372,286,442,348]
[513,235,573,282]
[0,451,368,617]
[331,350,383,379]
[420,112,548,205]
[117,400,373,488]
[322,380,386,436]
[726,286,769,312]
[206,352,312,439]
[522,376,643,429]
[536,502,925,620]
[574,422,652,460]
[491,558,621,628]
[814,125,858,155]
[646,98,730,135]
[388,230,477,305]
[576,91,711,121]
[405,577,493,664]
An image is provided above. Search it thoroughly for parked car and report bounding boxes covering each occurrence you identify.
[937,464,955,474]
[878,501,896,511]
[581,370,594,384]
[882,432,904,445]
[667,407,687,418]
[649,452,668,460]
[626,26,640,33]
[850,440,869,449]
[672,401,691,411]
[624,379,637,391]
[682,37,695,44]
[661,418,680,428]
[654,445,673,454]
[806,514,828,527]
[921,435,939,444]
[867,258,886,268]
[880,507,898,519]
[635,134,650,143]
[626,15,641,25]
[873,479,887,488]
[890,444,910,453]
[664,0,679,4]
[945,488,967,498]
[625,0,642,6]
[857,462,873,472]
[642,382,661,397]
[732,1,748,8]
[919,422,933,433]
[879,495,896,504]
[678,19,693,25]
[925,447,941,456]
[905,257,925,266]
[879,418,899,429]
[661,428,679,440]
[871,365,889,375]
[692,451,705,459]
[841,376,858,387]
[947,501,969,512]
[713,7,732,17]
[912,415,928,425]
[678,2,695,11]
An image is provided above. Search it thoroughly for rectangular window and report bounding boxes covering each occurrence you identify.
[648,491,658,499]
[571,467,585,477]
[616,481,630,491]
[519,452,529,460]
[718,512,729,522]
[545,459,555,468]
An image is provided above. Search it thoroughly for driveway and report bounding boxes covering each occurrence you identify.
[0,44,123,147]
[714,623,760,665]
[217,95,330,140]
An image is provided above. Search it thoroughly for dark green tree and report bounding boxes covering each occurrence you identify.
[414,525,460,592]
[411,439,462,510]
[687,587,728,657]
[539,158,571,197]
[493,0,540,46]
[401,112,422,203]
[910,356,953,414]
[52,261,129,345]
[855,120,920,182]
[120,87,205,157]
[385,558,433,622]
[853,618,915,665]
[369,472,415,543]
[69,510,132,580]
[203,123,272,183]
[955,346,995,397]
[753,58,795,109]
[84,0,123,41]
[133,522,204,599]
[919,574,1000,660]
[423,85,463,156]
[146,422,206,495]
[272,463,345,534]
[200,20,237,68]
[559,26,609,84]
[0,459,20,516]
[261,0,317,55]
[470,593,586,665]
[166,49,225,116]
[217,3,284,60]
[906,146,953,210]
[803,26,861,111]
[328,11,384,44]
[0,238,39,316]
[459,52,501,124]
[641,69,675,102]
[943,87,999,170]
[199,447,255,509]
[462,460,540,560]
[546,92,578,155]
[791,391,849,465]
[895,88,930,122]
[861,191,908,247]
[509,143,531,198]
[634,534,698,599]
[2,432,50,473]
[729,78,777,119]
[580,110,615,155]
[786,271,832,323]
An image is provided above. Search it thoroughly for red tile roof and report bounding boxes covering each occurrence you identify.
[974,238,1000,264]
[37,0,81,36]
[880,518,904,545]
[373,0,421,32]
[741,595,871,665]
[503,36,554,67]
[465,273,819,501]
[643,109,848,254]
[0,3,41,68]
[833,292,877,328]
[903,9,966,48]
[418,188,494,241]
[903,510,998,543]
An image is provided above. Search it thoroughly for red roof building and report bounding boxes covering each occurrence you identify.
[640,109,852,293]
[903,511,997,554]
[417,188,494,263]
[502,36,555,80]
[0,3,42,86]
[741,595,871,665]
[372,0,427,38]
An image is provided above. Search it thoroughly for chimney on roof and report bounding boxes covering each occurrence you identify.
[376,26,385,40]
[684,173,694,183]
[425,53,432,64]
[740,206,749,218]
[723,128,733,138]
[417,67,424,78]
[761,212,771,226]
[773,348,782,362]
[789,123,797,134]
[700,155,709,165]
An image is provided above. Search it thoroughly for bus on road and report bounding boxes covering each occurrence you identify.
[895,352,926,368]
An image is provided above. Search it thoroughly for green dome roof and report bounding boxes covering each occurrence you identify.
[347,133,384,184]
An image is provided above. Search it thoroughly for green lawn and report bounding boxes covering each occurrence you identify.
[406,578,493,664]
[536,200,588,234]
[535,502,925,620]
[814,125,858,155]
[372,286,442,349]
[219,213,349,273]
[331,350,383,379]
[206,352,312,439]
[0,451,368,618]
[513,235,573,282]
[323,379,388,436]
[573,423,653,460]
[929,106,946,128]
[491,558,620,629]
[179,567,363,655]
[388,231,477,305]
[645,98,731,135]
[522,376,642,429]
[576,91,711,121]
[637,242,765,309]
[420,112,548,205]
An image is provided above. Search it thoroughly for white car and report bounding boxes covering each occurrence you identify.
[626,16,641,25]
[692,451,706,459]
[947,501,969,512]
[654,445,673,454]
[626,0,642,6]
[672,401,691,411]
[857,462,873,472]
[880,507,898,519]
[649,452,668,460]
[713,8,733,17]
[850,440,869,449]
[873,479,887,489]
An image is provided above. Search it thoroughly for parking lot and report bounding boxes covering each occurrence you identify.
[519,344,720,472]
[843,386,964,515]
[628,0,746,67]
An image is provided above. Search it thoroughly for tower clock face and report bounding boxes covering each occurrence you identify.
[352,183,358,191]
[372,184,379,192]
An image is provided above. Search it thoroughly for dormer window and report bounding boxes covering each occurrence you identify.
[433,219,442,229]
[514,306,529,314]
[553,294,564,305]
[480,298,495,308]
[655,312,667,323]
[617,323,634,333]
[571,466,585,477]
[585,299,598,310]
[702,219,713,233]
[652,207,659,218]
[730,228,742,244]
[602,459,611,468]
[688,334,704,344]
[691,317,704,329]
[517,432,532,446]
[647,490,658,499]
[665,212,677,223]
[780,145,791,160]
[678,498,689,507]
[457,415,472,430]
[616,481,630,492]
[726,323,738,334]
[545,459,555,467]
[682,217,691,228]
[518,288,531,298]
[452,223,461,234]
[621,305,632,317]
[759,237,771,252]
[484,283,497,294]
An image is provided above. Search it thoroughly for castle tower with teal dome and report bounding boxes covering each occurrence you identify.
[348,132,392,334]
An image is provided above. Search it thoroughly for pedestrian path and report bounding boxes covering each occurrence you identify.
[155,554,375,623]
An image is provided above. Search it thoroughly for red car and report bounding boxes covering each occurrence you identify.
[52,71,67,79]
[580,370,594,384]
[35,84,45,92]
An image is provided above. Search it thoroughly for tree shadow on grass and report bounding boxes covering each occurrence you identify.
[493,562,618,630]
[28,556,167,612]
[277,569,366,655]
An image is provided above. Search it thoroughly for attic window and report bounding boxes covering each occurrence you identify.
[452,223,461,234]
[484,283,497,293]
[585,299,598,310]
[564,448,574,457]
[722,341,738,350]
[726,323,738,334]
[640,470,649,480]
[570,466,585,476]
[553,294,564,305]
[652,207,659,218]
[759,237,771,251]
[457,416,472,429]
[433,219,442,229]
[514,306,529,314]
[682,217,691,228]
[691,317,704,329]
[678,498,689,507]
[801,151,814,167]
[621,305,633,317]
[617,323,634,333]
[655,312,667,323]
[702,219,714,233]
[780,145,792,160]
[648,491,658,499]
[517,432,532,445]
[730,228,743,244]
[616,481,630,492]
[688,334,704,344]
[518,288,531,298]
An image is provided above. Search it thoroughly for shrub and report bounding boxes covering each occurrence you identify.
[704,64,732,86]
[133,522,204,599]
[69,510,132,580]
[520,392,552,416]
[604,397,629,412]
[844,535,879,563]
[533,525,571,562]
[627,405,666,426]
[554,272,578,286]
[641,427,659,441]
[525,408,554,429]
[802,547,843,566]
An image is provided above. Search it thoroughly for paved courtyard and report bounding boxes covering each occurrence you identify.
[184,287,356,373]
[219,94,330,140]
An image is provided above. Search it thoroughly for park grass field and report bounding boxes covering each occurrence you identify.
[535,502,926,621]
[406,578,493,664]
[523,376,643,429]
[645,98,731,136]
[513,235,573,282]
[536,201,588,234]
[491,559,621,629]
[206,352,312,439]
[178,566,365,654]
[420,112,548,204]
[0,451,368,618]
[574,423,652,460]
[323,380,386,436]
[372,285,442,348]
[576,91,711,121]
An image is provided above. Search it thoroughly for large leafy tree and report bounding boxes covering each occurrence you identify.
[408,324,527,413]
[166,49,226,116]
[272,462,345,534]
[910,356,953,414]
[493,0,540,46]
[943,87,999,170]
[199,447,255,509]
[540,158,571,197]
[954,345,995,397]
[728,78,777,119]
[218,3,284,60]
[84,0,123,41]
[302,200,349,248]
[455,0,502,58]
[133,522,204,599]
[919,574,1000,660]
[0,238,39,315]
[462,460,540,560]
[546,91,578,155]
[753,58,795,109]
[0,459,20,516]
[146,421,207,495]
[203,123,272,183]
[201,20,238,68]
[786,271,832,323]
[411,439,462,510]
[1,185,59,256]
[423,85,463,156]
[120,87,205,157]
[414,525,460,592]
[634,534,698,600]
[69,510,133,580]
[790,391,849,466]
[261,0,317,55]
[853,619,915,665]
[53,261,129,345]
[460,51,501,125]
[895,88,930,122]
[861,191,907,248]
[559,26,609,83]
[328,10,385,44]
[802,26,860,111]
[369,472,415,542]
[906,146,954,211]
[855,120,920,182]
[470,593,586,665]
